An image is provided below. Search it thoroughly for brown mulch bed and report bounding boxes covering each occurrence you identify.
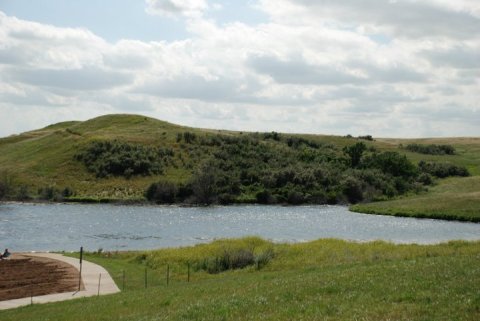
[0,254,82,301]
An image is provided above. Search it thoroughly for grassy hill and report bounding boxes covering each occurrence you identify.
[0,115,197,200]
[0,114,479,221]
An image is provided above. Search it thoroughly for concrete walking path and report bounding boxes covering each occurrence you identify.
[0,253,120,310]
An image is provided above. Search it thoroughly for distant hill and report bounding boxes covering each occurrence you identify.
[0,114,478,220]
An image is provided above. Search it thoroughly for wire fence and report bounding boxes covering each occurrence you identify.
[113,263,199,292]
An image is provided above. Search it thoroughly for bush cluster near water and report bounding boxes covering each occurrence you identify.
[141,134,470,206]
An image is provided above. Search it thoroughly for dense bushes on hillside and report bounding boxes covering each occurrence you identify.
[72,134,468,206]
[75,141,173,178]
[146,134,429,206]
[418,161,469,178]
[406,144,455,155]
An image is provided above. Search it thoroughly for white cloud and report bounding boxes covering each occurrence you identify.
[145,0,208,18]
[259,0,480,39]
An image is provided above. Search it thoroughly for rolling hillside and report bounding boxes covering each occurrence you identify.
[0,114,479,220]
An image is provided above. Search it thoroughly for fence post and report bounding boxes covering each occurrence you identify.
[122,270,125,291]
[97,273,102,296]
[78,246,83,291]
[166,264,170,286]
[144,267,148,289]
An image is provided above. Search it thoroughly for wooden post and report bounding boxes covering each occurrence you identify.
[144,267,148,289]
[97,273,102,296]
[166,264,170,286]
[30,279,33,305]
[78,246,83,291]
[122,270,125,291]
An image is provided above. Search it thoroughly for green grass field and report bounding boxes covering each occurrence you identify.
[1,238,479,320]
[351,176,480,222]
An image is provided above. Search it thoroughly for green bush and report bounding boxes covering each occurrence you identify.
[37,186,64,201]
[406,144,455,155]
[145,180,178,204]
[75,140,166,178]
[194,247,274,274]
[341,176,364,204]
[16,185,31,201]
[363,151,417,179]
[418,161,469,178]
[0,171,14,200]
[196,249,255,274]
[256,190,274,204]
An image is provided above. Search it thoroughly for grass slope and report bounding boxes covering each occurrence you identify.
[1,114,479,220]
[1,238,479,320]
[351,176,480,222]
[0,115,196,199]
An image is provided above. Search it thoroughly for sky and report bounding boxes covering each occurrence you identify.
[0,0,479,138]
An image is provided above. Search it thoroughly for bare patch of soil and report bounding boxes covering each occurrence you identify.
[0,254,82,301]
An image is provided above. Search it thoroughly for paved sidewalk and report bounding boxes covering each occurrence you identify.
[0,253,120,310]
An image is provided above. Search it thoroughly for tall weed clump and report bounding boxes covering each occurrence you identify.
[139,237,275,274]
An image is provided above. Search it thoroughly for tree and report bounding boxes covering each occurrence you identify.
[367,152,417,179]
[0,181,6,200]
[191,163,218,205]
[145,180,178,203]
[343,142,367,168]
[0,171,14,201]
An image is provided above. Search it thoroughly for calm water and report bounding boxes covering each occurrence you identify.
[0,203,479,252]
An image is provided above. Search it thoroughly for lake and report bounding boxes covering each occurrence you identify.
[0,203,479,252]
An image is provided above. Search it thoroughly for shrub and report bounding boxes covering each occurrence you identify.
[255,248,275,269]
[287,190,305,205]
[343,142,367,168]
[0,171,14,200]
[75,140,165,178]
[145,181,178,203]
[418,161,469,178]
[16,185,31,201]
[196,249,256,274]
[183,132,197,144]
[341,176,364,204]
[406,144,455,155]
[62,187,74,198]
[38,186,61,201]
[358,135,374,141]
[256,190,274,204]
[190,163,218,205]
[363,152,417,179]
[195,247,274,274]
[417,172,434,185]
[0,181,6,200]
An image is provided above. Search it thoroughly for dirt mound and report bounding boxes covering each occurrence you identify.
[0,254,82,301]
